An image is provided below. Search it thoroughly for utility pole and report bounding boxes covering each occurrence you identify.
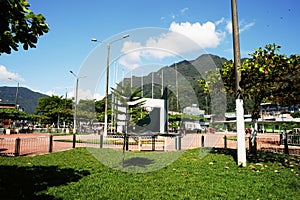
[231,0,246,166]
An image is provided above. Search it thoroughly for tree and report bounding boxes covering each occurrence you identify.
[221,44,299,151]
[77,99,98,126]
[35,95,73,127]
[199,70,227,121]
[95,98,105,119]
[0,108,30,120]
[291,111,300,118]
[199,44,300,151]
[0,0,49,55]
[221,44,300,119]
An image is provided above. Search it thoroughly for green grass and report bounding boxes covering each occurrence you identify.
[224,136,249,141]
[0,148,299,199]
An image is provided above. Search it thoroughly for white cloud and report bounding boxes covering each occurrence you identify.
[76,89,103,102]
[45,90,56,96]
[161,7,188,22]
[145,31,193,58]
[169,21,225,48]
[119,21,226,68]
[226,20,255,34]
[240,21,255,33]
[0,65,24,83]
[226,21,233,34]
[93,93,103,101]
[215,17,225,26]
[118,41,143,69]
[180,7,189,14]
[71,90,103,101]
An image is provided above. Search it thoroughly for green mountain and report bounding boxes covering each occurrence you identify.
[122,54,233,112]
[0,87,47,114]
[0,54,234,115]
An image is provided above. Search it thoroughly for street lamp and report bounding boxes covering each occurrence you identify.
[69,70,87,134]
[91,34,129,136]
[8,78,19,109]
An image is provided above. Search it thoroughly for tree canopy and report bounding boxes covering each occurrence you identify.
[35,95,73,126]
[200,44,300,121]
[0,108,30,120]
[77,99,98,124]
[220,44,300,120]
[0,0,49,55]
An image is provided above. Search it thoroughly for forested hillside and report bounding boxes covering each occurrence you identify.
[0,87,47,114]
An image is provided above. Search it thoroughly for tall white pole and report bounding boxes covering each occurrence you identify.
[141,74,143,97]
[70,71,86,134]
[111,62,117,133]
[131,71,133,94]
[74,77,78,133]
[231,0,246,166]
[175,63,179,111]
[71,73,78,134]
[161,68,164,96]
[152,72,154,99]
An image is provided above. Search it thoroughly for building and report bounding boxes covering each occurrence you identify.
[215,103,300,132]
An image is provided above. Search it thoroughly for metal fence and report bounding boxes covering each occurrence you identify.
[0,136,52,156]
[76,134,177,151]
[286,134,300,146]
[1,133,299,157]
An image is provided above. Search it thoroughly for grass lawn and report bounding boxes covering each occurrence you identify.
[0,147,299,199]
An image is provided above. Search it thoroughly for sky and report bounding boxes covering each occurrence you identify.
[0,0,299,101]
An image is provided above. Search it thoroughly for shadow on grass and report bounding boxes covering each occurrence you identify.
[123,157,154,168]
[0,165,90,199]
[209,148,300,169]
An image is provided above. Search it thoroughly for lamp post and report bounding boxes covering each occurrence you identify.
[69,71,86,134]
[91,34,129,136]
[8,78,19,109]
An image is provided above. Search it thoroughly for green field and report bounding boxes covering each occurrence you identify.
[0,148,299,199]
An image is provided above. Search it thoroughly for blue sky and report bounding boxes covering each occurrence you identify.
[0,0,299,100]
